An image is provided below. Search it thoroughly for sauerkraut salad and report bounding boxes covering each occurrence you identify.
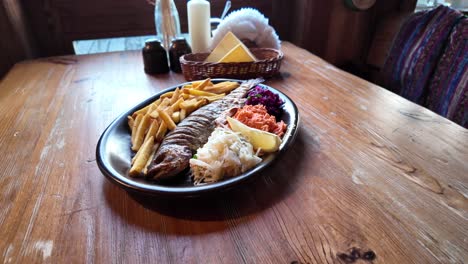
[190,128,262,185]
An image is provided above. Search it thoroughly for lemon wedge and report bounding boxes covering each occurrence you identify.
[227,116,281,152]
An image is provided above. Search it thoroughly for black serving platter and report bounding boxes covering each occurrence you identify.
[96,79,299,197]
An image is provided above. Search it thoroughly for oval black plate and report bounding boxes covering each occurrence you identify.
[96,79,299,197]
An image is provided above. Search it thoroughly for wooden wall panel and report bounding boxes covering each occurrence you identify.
[272,0,376,66]
[366,0,417,69]
[0,0,32,79]
[323,1,375,65]
[271,0,416,74]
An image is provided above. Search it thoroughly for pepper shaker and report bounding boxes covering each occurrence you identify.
[169,37,192,73]
[142,38,169,74]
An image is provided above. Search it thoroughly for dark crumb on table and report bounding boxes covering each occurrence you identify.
[337,247,377,263]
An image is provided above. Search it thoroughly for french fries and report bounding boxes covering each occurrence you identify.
[127,116,135,131]
[202,94,226,102]
[142,143,159,175]
[129,136,155,177]
[132,114,151,151]
[127,78,240,177]
[158,109,177,131]
[170,97,184,112]
[183,88,219,97]
[172,111,180,123]
[204,82,239,94]
[144,119,159,143]
[131,114,143,146]
[180,108,187,121]
[170,88,181,104]
[193,78,212,90]
[155,121,167,142]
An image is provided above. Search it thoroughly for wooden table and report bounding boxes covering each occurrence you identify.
[1,42,467,263]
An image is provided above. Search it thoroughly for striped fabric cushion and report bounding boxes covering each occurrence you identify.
[381,6,464,104]
[425,18,467,128]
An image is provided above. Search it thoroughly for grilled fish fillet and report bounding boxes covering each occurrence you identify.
[146,79,262,181]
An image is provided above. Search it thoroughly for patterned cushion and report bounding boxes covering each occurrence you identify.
[381,6,464,104]
[425,18,467,128]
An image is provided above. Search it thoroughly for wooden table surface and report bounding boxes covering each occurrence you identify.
[1,42,467,264]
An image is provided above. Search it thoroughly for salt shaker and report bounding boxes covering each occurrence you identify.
[169,37,192,73]
[142,39,169,74]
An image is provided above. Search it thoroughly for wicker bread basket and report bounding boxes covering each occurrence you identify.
[180,48,283,81]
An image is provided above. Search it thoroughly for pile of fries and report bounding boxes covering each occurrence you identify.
[127,78,240,177]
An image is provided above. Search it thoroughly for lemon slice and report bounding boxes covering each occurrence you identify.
[227,116,281,152]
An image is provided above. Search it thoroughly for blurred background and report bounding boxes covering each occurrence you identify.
[1,0,466,82]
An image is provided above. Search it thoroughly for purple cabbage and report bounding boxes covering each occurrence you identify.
[246,86,284,118]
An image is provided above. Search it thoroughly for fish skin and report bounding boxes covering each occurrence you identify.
[146,79,262,181]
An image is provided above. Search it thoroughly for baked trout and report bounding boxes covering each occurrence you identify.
[146,79,262,181]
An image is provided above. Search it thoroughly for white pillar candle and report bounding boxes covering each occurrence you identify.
[187,0,211,53]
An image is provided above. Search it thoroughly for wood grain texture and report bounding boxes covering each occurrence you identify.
[0,42,467,263]
[272,0,376,66]
[271,0,416,72]
[366,13,411,69]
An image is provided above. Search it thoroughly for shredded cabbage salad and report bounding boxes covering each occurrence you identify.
[190,127,262,185]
